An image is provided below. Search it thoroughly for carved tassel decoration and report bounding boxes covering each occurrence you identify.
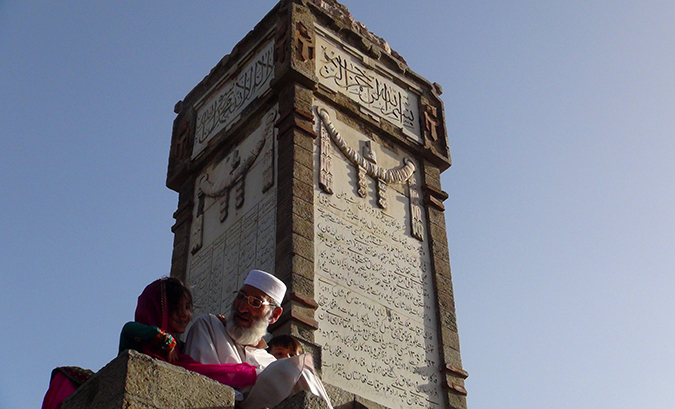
[191,194,205,253]
[235,176,246,209]
[316,106,424,240]
[357,166,367,197]
[218,189,230,222]
[408,175,424,242]
[319,120,334,194]
[377,178,387,209]
[262,147,274,193]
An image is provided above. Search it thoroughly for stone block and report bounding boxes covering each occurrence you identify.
[277,231,314,263]
[275,252,315,283]
[63,350,235,409]
[289,273,315,298]
[426,206,447,229]
[277,168,314,205]
[274,390,327,409]
[429,222,449,250]
[278,141,314,175]
[435,266,455,297]
[277,210,314,241]
[446,392,468,409]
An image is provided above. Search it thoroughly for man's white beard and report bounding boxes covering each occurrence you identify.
[226,307,271,346]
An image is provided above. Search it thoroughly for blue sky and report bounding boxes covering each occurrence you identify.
[2,1,674,408]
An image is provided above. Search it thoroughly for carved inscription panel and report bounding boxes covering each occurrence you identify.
[313,103,443,408]
[187,106,278,319]
[193,41,275,159]
[315,25,422,144]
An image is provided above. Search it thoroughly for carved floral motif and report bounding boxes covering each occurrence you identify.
[423,104,440,143]
[295,22,314,62]
[274,21,288,64]
[172,120,192,162]
[316,108,415,184]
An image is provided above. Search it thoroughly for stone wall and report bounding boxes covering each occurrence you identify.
[63,350,235,409]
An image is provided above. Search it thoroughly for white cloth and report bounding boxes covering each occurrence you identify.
[184,314,276,374]
[185,313,333,409]
[240,354,333,409]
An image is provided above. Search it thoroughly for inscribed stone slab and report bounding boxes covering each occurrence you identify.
[187,105,278,319]
[315,25,422,144]
[312,101,443,408]
[193,41,275,159]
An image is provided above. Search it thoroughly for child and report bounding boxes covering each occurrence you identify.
[121,277,257,388]
[267,334,303,359]
[119,277,192,362]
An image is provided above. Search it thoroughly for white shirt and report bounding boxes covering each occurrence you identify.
[184,314,276,374]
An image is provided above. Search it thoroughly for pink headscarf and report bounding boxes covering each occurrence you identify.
[135,279,170,333]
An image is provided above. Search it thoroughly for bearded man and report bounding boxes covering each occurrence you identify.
[185,269,334,409]
[184,269,285,373]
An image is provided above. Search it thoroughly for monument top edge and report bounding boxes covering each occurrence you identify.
[304,0,407,65]
[174,0,444,113]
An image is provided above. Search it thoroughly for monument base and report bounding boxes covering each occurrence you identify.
[62,349,235,409]
[277,385,390,409]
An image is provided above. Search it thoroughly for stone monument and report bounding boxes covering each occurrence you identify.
[167,1,468,408]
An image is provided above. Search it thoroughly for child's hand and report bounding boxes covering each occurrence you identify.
[166,347,179,363]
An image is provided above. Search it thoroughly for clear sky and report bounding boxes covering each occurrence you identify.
[1,1,674,408]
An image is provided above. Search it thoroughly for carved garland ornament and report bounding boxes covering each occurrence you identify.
[316,107,424,241]
[191,131,268,254]
[198,135,266,199]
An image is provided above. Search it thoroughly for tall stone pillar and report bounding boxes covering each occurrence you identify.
[167,1,467,408]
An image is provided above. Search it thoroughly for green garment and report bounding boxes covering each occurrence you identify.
[118,321,178,355]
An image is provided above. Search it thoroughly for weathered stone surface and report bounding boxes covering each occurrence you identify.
[278,208,314,241]
[422,160,442,188]
[278,136,315,172]
[63,350,234,409]
[313,100,447,408]
[276,251,314,283]
[430,225,451,262]
[434,262,455,296]
[274,390,327,409]
[277,231,314,263]
[427,205,447,228]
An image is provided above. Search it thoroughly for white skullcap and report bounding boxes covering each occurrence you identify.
[243,269,287,306]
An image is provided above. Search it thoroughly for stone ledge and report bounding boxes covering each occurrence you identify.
[63,349,235,409]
